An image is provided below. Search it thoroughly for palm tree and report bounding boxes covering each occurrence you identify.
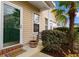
[52,1,79,52]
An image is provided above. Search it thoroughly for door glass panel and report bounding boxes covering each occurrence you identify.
[3,4,20,47]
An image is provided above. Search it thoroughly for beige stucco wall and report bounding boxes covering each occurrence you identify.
[10,1,40,44]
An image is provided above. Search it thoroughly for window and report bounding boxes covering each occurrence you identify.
[33,13,39,32]
[45,18,48,30]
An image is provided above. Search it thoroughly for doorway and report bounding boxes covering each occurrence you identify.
[2,2,23,47]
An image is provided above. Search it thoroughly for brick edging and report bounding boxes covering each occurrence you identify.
[0,44,23,55]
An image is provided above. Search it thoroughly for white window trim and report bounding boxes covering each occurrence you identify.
[33,13,40,24]
[0,1,23,50]
[45,18,48,30]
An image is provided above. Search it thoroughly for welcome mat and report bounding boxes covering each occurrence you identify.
[4,48,26,57]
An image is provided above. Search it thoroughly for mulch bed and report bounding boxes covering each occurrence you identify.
[41,48,79,57]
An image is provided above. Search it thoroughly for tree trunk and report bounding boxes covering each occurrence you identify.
[68,2,76,52]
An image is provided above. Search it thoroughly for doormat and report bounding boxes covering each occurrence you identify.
[4,48,26,57]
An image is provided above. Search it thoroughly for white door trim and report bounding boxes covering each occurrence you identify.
[0,1,3,50]
[0,1,23,49]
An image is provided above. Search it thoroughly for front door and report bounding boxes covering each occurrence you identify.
[3,3,20,47]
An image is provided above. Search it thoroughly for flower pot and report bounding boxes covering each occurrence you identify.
[29,40,38,48]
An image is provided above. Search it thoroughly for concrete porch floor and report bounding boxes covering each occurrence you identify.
[16,40,44,57]
[31,52,52,57]
[16,40,52,57]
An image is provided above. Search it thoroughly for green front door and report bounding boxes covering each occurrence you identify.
[3,4,20,47]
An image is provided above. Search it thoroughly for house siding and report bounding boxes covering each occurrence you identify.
[10,1,40,44]
[40,10,57,31]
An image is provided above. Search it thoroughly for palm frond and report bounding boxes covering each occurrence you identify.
[52,1,79,27]
[55,14,67,25]
[52,9,65,16]
[76,2,79,9]
[52,9,65,13]
[51,9,57,12]
[59,1,72,8]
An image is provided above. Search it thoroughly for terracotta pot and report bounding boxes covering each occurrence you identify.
[29,40,38,48]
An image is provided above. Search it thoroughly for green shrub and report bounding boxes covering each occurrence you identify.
[41,30,67,51]
[53,27,69,33]
[74,27,79,32]
[74,32,79,44]
[54,27,79,33]
[71,32,79,51]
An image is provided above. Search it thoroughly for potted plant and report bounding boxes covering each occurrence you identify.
[29,40,38,48]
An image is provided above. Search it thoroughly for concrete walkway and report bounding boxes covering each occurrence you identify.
[31,52,52,57]
[17,45,43,57]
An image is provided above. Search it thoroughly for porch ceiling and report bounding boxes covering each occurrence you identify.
[28,1,54,10]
